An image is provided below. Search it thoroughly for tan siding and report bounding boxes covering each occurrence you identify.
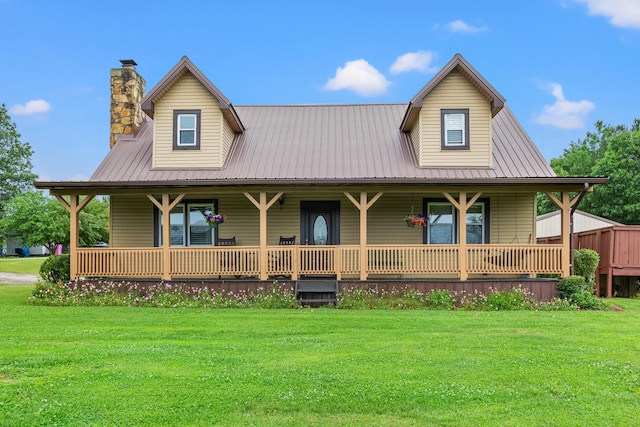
[418,70,492,167]
[109,190,535,249]
[216,192,360,245]
[153,72,224,168]
[410,122,420,160]
[490,192,535,244]
[368,194,426,244]
[111,195,154,247]
[222,119,235,165]
[177,191,537,247]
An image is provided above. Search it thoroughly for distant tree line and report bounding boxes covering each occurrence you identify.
[538,119,640,225]
[0,103,108,252]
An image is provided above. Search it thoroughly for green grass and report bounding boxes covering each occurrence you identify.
[1,285,639,426]
[0,257,46,275]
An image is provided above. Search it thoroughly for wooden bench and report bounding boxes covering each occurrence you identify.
[295,280,339,306]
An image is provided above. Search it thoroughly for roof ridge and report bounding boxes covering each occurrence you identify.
[234,103,409,107]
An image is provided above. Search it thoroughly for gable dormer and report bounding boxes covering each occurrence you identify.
[401,54,505,168]
[141,56,244,169]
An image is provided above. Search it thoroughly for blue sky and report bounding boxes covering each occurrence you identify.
[1,0,639,181]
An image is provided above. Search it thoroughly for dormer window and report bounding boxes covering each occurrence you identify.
[173,110,201,150]
[441,109,469,150]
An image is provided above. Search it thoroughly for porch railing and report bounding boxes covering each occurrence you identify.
[77,248,163,277]
[74,244,563,279]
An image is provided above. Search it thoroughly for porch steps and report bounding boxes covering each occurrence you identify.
[295,280,339,307]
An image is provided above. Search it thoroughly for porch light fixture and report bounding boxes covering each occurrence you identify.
[278,194,285,209]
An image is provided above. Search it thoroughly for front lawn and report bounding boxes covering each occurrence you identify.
[0,256,46,275]
[1,285,639,426]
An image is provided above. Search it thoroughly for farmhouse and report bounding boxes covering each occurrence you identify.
[35,54,607,298]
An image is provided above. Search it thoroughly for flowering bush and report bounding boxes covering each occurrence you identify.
[30,280,299,309]
[403,213,429,228]
[30,281,606,311]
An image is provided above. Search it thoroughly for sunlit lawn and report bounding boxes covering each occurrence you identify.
[0,256,46,275]
[1,285,639,426]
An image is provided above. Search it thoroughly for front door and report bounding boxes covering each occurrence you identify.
[301,201,340,245]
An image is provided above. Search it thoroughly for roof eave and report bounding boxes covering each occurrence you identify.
[34,176,609,193]
[140,56,244,132]
[401,53,506,131]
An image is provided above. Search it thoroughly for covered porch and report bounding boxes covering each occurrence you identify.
[45,183,596,283]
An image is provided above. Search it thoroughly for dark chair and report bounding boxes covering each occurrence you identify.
[217,237,236,246]
[15,248,25,257]
[270,236,296,278]
[279,235,296,245]
[216,237,237,278]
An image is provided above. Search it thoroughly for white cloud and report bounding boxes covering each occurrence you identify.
[390,51,438,74]
[575,0,640,28]
[323,59,391,97]
[9,99,51,115]
[446,20,489,33]
[533,83,595,129]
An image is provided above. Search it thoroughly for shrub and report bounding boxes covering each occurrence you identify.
[556,275,587,300]
[571,291,606,310]
[557,275,606,310]
[39,254,70,283]
[574,249,600,289]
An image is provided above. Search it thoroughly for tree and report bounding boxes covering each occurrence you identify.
[0,104,38,220]
[1,191,67,254]
[79,196,109,246]
[1,192,109,253]
[538,119,640,224]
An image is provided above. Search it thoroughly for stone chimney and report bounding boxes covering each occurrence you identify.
[110,59,146,148]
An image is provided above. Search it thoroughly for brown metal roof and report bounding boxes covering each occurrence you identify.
[81,103,556,185]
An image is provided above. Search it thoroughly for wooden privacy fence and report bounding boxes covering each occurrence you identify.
[75,244,564,279]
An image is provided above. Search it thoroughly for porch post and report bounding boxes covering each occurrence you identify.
[545,191,579,278]
[147,193,185,281]
[56,195,95,280]
[359,192,368,281]
[344,191,383,281]
[244,192,283,280]
[443,191,482,281]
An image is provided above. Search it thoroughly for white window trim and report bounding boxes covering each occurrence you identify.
[177,114,197,146]
[173,110,201,150]
[441,109,470,150]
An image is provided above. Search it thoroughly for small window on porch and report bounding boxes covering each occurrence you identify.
[424,199,489,244]
[157,201,217,246]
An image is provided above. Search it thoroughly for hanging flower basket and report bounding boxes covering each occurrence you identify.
[205,213,226,228]
[403,213,428,228]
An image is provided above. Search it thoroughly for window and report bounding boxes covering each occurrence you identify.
[157,201,217,246]
[173,110,201,150]
[424,199,489,244]
[441,109,469,149]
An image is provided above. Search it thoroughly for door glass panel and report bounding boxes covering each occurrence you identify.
[313,215,328,245]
